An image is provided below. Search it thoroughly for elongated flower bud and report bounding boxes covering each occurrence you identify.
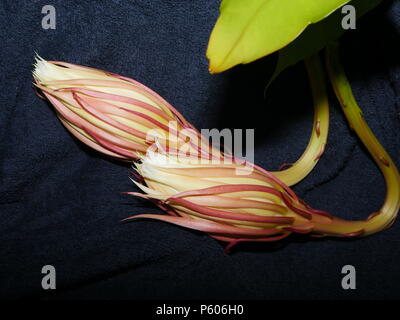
[33,57,197,160]
[125,151,360,250]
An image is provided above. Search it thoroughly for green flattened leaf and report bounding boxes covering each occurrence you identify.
[268,0,382,86]
[206,0,351,73]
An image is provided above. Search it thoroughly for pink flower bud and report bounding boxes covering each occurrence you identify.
[33,57,197,160]
[124,152,357,251]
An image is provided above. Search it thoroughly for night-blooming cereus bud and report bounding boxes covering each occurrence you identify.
[33,56,203,160]
[124,151,356,251]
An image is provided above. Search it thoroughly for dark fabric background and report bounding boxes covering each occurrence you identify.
[0,0,399,300]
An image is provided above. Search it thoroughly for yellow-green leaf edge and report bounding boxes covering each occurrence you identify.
[207,0,351,73]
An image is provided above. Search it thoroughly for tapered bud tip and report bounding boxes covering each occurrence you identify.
[32,55,52,82]
[33,55,67,83]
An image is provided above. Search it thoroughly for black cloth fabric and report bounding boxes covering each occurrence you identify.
[0,0,399,300]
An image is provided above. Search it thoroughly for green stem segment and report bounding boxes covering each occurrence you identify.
[312,42,400,236]
[272,55,329,186]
